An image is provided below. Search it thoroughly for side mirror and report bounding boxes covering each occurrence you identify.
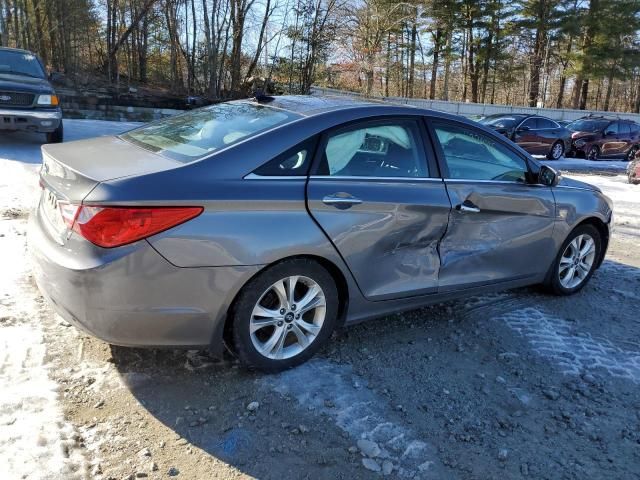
[604,130,616,137]
[539,165,560,186]
[517,125,531,132]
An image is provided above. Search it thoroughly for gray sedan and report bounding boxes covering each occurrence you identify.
[30,96,613,371]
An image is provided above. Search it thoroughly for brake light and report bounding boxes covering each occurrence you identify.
[71,206,203,248]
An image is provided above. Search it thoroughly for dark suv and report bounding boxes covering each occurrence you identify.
[0,47,63,143]
[567,116,640,161]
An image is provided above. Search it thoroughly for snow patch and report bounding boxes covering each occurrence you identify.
[262,359,443,478]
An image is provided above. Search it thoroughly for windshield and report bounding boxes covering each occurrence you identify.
[122,102,300,162]
[0,50,46,78]
[480,115,525,129]
[567,119,609,133]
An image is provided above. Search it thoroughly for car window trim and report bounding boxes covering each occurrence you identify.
[308,175,444,183]
[424,116,536,183]
[309,115,437,179]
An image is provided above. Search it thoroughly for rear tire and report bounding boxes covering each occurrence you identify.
[547,141,564,160]
[587,145,600,161]
[230,259,339,372]
[545,225,601,296]
[45,122,63,143]
[625,145,638,162]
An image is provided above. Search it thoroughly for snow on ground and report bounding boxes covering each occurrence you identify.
[264,359,444,477]
[0,120,138,479]
[566,174,640,236]
[537,156,627,173]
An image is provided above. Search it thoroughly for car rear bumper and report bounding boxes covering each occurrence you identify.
[28,205,260,348]
[0,108,62,133]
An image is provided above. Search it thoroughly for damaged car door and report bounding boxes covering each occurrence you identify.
[428,119,556,291]
[306,117,451,300]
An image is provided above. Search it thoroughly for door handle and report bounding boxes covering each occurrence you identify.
[456,201,481,213]
[322,193,363,207]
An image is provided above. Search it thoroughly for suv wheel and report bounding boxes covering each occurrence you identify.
[230,259,339,372]
[547,141,564,160]
[545,225,601,295]
[587,145,600,161]
[45,122,63,144]
[625,145,638,162]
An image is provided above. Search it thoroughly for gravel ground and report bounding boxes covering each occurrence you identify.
[1,122,639,480]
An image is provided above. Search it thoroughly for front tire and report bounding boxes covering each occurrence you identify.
[587,145,600,161]
[545,225,601,295]
[45,122,63,143]
[230,259,339,372]
[547,141,564,160]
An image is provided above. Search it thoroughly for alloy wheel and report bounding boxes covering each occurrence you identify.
[558,234,596,289]
[249,275,326,360]
[551,142,564,160]
[587,146,599,161]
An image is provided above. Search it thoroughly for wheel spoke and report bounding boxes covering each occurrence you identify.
[258,325,286,357]
[272,280,289,309]
[252,305,282,319]
[291,323,310,349]
[286,276,299,307]
[295,319,321,336]
[297,285,324,313]
[579,238,595,258]
[250,317,281,333]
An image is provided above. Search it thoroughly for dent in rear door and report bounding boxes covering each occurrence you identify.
[307,178,451,300]
[305,117,451,301]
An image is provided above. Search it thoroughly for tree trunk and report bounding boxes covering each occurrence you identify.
[429,28,442,100]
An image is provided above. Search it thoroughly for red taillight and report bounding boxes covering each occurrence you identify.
[71,206,203,248]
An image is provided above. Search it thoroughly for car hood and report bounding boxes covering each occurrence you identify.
[556,176,601,192]
[0,73,53,94]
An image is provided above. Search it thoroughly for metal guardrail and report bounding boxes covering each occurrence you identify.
[310,86,640,122]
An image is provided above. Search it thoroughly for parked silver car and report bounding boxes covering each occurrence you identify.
[30,96,613,371]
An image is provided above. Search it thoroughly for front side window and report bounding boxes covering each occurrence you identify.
[316,120,428,178]
[433,122,528,182]
[122,102,300,162]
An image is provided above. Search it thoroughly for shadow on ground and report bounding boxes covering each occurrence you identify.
[105,259,640,479]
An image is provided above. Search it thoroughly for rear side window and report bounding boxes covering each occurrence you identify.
[122,102,300,162]
[316,119,428,178]
[253,138,317,176]
[537,118,558,129]
[432,121,528,182]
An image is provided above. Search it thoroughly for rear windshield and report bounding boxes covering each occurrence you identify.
[0,50,46,78]
[121,102,300,162]
[480,115,525,129]
[567,119,609,133]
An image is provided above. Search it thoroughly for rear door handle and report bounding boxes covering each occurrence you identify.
[322,193,363,207]
[456,201,481,213]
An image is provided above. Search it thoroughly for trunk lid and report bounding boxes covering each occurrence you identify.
[38,135,182,244]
